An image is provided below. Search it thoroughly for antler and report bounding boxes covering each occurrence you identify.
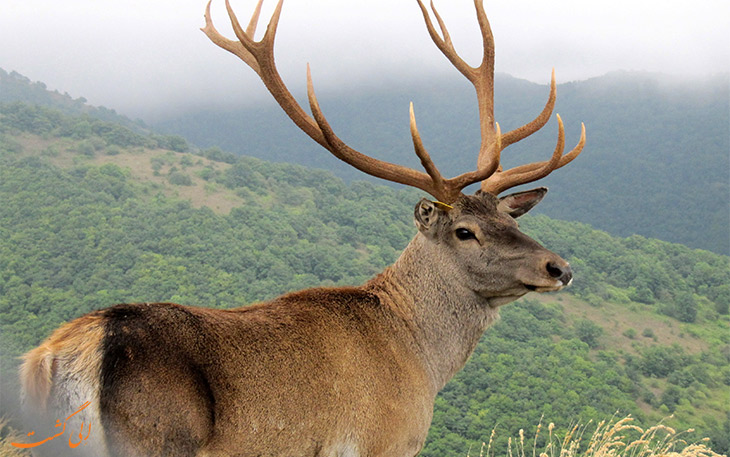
[203,0,497,203]
[417,0,586,195]
[202,0,585,202]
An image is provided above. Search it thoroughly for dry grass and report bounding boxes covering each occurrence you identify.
[1,414,724,457]
[14,132,245,215]
[0,418,32,457]
[529,294,709,356]
[470,415,725,457]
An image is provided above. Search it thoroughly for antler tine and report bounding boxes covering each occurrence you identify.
[224,0,281,52]
[225,0,252,46]
[410,103,447,196]
[500,69,557,148]
[449,121,501,190]
[482,116,586,195]
[261,0,284,48]
[416,0,474,81]
[473,0,496,74]
[410,103,504,201]
[306,66,450,200]
[245,0,264,36]
[418,1,503,186]
[558,122,586,166]
[202,0,261,74]
[203,0,327,145]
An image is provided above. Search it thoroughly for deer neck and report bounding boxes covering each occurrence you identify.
[365,233,500,394]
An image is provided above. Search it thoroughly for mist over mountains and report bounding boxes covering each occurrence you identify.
[151,71,730,255]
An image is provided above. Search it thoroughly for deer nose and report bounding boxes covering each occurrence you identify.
[546,261,572,286]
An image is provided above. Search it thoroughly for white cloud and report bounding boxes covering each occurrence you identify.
[1,0,728,118]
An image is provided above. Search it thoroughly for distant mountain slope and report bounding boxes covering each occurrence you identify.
[0,68,146,131]
[154,72,730,255]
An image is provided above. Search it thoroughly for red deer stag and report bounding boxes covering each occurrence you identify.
[19,0,585,456]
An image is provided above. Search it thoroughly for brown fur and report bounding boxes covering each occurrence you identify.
[20,311,105,412]
[91,293,433,456]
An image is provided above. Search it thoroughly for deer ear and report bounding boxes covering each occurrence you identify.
[414,199,442,233]
[497,187,547,218]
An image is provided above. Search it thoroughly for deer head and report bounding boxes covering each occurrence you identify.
[412,189,571,305]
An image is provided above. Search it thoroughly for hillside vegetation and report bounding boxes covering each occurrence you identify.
[0,101,728,455]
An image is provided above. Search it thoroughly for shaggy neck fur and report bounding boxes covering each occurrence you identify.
[366,233,500,394]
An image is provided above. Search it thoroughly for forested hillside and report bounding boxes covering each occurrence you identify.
[153,71,730,255]
[0,68,145,131]
[1,101,728,455]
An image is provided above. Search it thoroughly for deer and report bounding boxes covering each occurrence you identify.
[18,0,585,456]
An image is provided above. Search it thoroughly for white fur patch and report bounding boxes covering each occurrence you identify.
[47,352,108,456]
[326,440,359,457]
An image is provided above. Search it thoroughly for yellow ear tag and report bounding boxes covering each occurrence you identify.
[433,201,454,211]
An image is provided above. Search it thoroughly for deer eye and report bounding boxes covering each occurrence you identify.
[455,228,477,241]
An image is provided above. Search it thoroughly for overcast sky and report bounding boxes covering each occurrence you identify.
[1,0,728,119]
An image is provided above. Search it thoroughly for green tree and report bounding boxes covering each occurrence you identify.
[673,292,698,323]
[575,319,603,348]
[641,346,688,378]
[169,171,193,186]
